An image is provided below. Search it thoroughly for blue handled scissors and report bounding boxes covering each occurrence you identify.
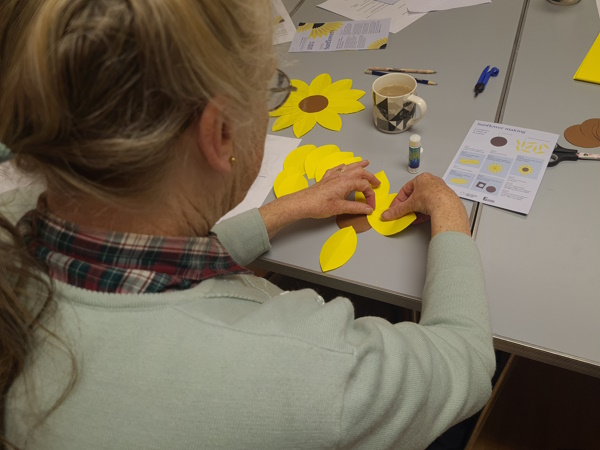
[474,66,499,97]
[548,143,600,167]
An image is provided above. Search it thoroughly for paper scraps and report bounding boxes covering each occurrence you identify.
[270,73,365,138]
[564,118,600,148]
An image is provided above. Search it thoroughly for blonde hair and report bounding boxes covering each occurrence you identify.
[1,0,274,203]
[0,0,274,447]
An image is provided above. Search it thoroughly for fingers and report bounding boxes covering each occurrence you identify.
[381,199,412,221]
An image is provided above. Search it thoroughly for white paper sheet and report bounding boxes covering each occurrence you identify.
[289,18,391,52]
[405,0,490,13]
[318,0,426,34]
[597,0,600,18]
[442,121,559,215]
[217,135,301,223]
[271,0,297,45]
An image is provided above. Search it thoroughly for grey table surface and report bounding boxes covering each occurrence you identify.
[255,0,525,309]
[474,0,600,376]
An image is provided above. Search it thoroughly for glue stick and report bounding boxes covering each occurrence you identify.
[408,134,421,174]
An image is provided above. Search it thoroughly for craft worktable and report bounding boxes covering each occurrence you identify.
[255,0,600,377]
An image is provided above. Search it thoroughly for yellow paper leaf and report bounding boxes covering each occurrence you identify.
[368,194,417,236]
[273,169,309,198]
[283,144,317,175]
[322,78,353,94]
[319,226,358,272]
[304,144,340,179]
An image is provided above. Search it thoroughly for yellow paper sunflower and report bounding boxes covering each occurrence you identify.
[297,22,343,39]
[270,73,365,138]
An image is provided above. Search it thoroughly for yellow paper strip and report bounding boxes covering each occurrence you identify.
[574,32,600,85]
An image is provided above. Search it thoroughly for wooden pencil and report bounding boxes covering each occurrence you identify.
[368,66,436,74]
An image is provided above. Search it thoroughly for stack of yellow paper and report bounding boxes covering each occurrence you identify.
[574,32,600,85]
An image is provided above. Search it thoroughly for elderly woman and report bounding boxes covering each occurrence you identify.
[0,0,494,449]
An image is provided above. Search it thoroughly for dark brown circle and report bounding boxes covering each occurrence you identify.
[298,95,329,113]
[486,186,496,193]
[521,166,530,173]
[490,136,508,147]
[336,214,371,234]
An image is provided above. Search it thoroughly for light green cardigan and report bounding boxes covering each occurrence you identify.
[4,186,495,450]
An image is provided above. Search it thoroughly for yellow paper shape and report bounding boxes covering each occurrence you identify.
[315,153,363,182]
[355,170,390,205]
[304,144,340,179]
[368,194,417,236]
[273,169,309,198]
[449,178,468,185]
[269,73,365,138]
[319,226,357,272]
[459,158,479,165]
[574,32,600,85]
[283,144,317,175]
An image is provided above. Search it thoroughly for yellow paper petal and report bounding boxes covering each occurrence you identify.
[309,73,332,93]
[283,144,317,175]
[319,226,358,272]
[329,89,365,102]
[314,152,354,182]
[292,114,317,138]
[291,79,310,95]
[272,110,304,131]
[273,169,309,198]
[355,170,390,204]
[322,78,353,95]
[328,99,365,114]
[304,144,340,179]
[269,102,300,117]
[368,194,417,236]
[315,109,342,131]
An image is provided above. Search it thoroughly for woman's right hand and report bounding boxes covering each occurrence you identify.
[381,173,471,237]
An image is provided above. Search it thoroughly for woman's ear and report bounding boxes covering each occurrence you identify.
[196,98,235,174]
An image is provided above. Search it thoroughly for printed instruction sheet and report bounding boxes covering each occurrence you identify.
[443,121,558,214]
[318,0,425,34]
[271,0,296,45]
[289,18,391,52]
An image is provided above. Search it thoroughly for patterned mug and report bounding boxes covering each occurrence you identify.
[372,73,427,134]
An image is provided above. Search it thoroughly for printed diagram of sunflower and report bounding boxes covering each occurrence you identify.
[518,164,533,175]
[368,38,388,50]
[273,144,417,272]
[270,73,366,138]
[296,22,343,39]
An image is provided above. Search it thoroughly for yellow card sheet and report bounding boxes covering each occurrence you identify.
[574,32,600,85]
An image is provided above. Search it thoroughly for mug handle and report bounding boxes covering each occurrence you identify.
[405,94,427,128]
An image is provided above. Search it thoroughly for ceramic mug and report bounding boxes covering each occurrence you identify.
[372,73,427,134]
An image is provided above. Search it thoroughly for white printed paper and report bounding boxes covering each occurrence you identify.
[271,0,297,45]
[405,0,490,13]
[217,135,301,223]
[289,19,391,52]
[442,121,559,215]
[318,0,425,34]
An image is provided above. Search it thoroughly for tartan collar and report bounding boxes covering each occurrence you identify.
[17,195,251,294]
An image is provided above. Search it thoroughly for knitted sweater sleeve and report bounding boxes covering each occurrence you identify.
[211,208,271,266]
[334,232,495,449]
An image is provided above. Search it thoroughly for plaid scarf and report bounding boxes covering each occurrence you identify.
[17,196,251,294]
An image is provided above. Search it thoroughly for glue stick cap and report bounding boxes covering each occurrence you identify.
[409,134,421,148]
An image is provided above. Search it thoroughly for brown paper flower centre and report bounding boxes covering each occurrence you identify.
[298,95,329,113]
